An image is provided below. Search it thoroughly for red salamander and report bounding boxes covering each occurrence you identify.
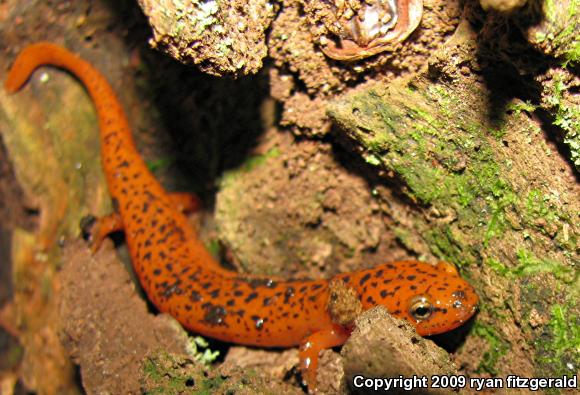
[5,42,479,389]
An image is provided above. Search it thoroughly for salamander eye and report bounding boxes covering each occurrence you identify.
[409,296,432,321]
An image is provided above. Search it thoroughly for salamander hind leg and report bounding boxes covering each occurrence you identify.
[80,212,123,253]
[299,324,350,391]
[80,192,199,254]
[168,191,202,214]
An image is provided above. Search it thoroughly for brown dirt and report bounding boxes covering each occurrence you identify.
[215,128,414,280]
[268,0,463,137]
[59,240,189,394]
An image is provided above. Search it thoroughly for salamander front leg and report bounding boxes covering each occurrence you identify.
[299,324,350,391]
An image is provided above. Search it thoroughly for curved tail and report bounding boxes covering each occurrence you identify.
[5,42,147,194]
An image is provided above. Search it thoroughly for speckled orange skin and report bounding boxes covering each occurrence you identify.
[5,43,479,389]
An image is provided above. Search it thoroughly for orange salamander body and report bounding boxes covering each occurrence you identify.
[5,42,479,389]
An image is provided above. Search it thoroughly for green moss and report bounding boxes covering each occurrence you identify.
[330,83,523,262]
[205,239,222,259]
[485,257,510,276]
[186,336,220,365]
[507,101,537,115]
[485,250,575,283]
[543,70,580,169]
[473,322,510,375]
[514,249,575,282]
[535,304,580,380]
[220,147,280,188]
[540,0,580,66]
[146,157,175,173]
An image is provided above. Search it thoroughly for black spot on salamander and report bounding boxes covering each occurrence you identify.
[292,313,299,318]
[190,291,202,302]
[428,273,438,278]
[188,273,199,282]
[452,290,466,300]
[202,282,212,289]
[284,287,295,303]
[410,285,417,290]
[392,309,401,315]
[299,285,307,293]
[262,297,272,306]
[311,284,323,291]
[407,275,417,281]
[143,252,152,261]
[370,281,378,288]
[437,287,446,291]
[394,285,401,292]
[233,290,244,297]
[244,292,258,303]
[165,263,173,271]
[342,275,351,283]
[202,303,227,326]
[359,273,371,286]
[386,263,396,269]
[374,269,384,278]
[226,299,235,306]
[209,289,220,298]
[153,268,162,276]
[308,295,317,302]
[111,198,120,212]
[366,296,376,304]
[185,304,192,311]
[142,202,149,213]
[383,278,392,284]
[409,262,418,268]
[246,278,277,288]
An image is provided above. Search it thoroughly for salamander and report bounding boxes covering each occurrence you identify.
[5,42,479,390]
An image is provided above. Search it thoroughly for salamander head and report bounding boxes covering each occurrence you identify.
[401,261,478,336]
[357,260,478,336]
